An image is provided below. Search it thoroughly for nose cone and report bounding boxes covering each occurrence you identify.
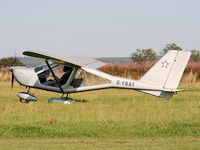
[8,66,14,72]
[12,66,36,86]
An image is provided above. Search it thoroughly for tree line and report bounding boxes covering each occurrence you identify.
[131,43,200,62]
[0,43,199,67]
[0,57,24,67]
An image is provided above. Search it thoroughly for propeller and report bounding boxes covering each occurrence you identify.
[11,69,14,88]
[8,50,17,89]
[13,50,17,66]
[9,67,14,89]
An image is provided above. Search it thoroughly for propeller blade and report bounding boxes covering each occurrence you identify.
[10,50,17,89]
[11,72,14,89]
[14,50,17,66]
[8,67,14,89]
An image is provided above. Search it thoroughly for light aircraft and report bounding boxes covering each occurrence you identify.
[9,50,191,104]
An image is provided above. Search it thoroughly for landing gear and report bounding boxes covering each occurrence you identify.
[19,98,29,103]
[48,93,87,104]
[17,88,38,103]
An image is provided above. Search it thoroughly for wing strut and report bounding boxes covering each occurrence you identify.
[45,60,64,94]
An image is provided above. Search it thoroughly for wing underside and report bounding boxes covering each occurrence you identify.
[23,50,106,69]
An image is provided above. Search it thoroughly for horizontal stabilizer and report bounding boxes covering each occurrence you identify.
[138,90,174,98]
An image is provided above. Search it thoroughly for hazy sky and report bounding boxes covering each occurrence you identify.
[0,0,200,58]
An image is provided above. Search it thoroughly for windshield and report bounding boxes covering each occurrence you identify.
[38,64,73,87]
[34,62,57,73]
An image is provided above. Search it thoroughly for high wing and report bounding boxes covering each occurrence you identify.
[23,50,106,69]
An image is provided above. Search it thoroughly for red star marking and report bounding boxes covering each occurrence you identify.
[162,60,169,68]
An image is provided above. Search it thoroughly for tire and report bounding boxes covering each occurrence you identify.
[19,98,29,103]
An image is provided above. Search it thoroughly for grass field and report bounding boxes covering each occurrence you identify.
[0,81,200,149]
[1,137,200,150]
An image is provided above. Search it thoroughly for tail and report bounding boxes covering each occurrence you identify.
[138,50,191,98]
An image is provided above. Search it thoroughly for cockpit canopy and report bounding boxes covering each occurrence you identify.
[35,63,111,88]
[36,63,73,87]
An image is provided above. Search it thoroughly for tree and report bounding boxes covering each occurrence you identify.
[0,57,24,67]
[190,49,200,61]
[131,48,157,62]
[160,43,182,56]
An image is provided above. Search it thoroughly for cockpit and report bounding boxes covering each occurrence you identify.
[36,63,74,87]
[34,61,111,90]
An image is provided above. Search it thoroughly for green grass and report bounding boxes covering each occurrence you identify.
[0,81,200,138]
[0,81,200,149]
[1,137,200,150]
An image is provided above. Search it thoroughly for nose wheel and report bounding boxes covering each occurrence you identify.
[17,88,38,103]
[19,98,30,103]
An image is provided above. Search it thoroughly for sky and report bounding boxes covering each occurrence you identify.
[0,0,200,58]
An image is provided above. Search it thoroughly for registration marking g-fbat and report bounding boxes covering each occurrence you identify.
[116,80,135,87]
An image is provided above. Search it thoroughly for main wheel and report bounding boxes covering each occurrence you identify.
[19,98,29,103]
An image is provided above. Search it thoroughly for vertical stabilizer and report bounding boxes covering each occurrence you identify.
[163,51,191,89]
[138,50,191,98]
